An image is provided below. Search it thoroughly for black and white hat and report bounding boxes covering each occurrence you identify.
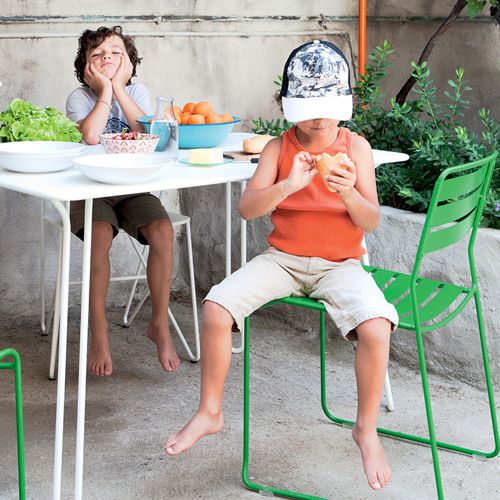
[280,40,352,122]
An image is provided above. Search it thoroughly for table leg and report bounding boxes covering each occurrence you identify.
[225,182,231,277]
[74,199,93,500]
[231,181,247,355]
[240,181,247,266]
[50,200,71,500]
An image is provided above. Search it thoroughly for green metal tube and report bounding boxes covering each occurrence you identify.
[0,348,26,500]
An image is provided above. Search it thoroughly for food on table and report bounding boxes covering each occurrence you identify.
[170,100,234,124]
[206,113,223,124]
[315,152,349,192]
[188,148,224,164]
[188,114,206,125]
[183,102,196,113]
[172,106,182,123]
[109,129,152,140]
[0,98,82,142]
[99,131,159,154]
[192,101,213,117]
[242,134,273,154]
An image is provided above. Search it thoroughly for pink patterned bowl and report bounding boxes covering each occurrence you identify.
[99,133,160,154]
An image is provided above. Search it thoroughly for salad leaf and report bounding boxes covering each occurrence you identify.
[0,98,82,142]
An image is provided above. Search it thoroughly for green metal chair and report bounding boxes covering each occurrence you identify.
[242,152,499,500]
[0,348,26,500]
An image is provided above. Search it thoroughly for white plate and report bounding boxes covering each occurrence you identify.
[0,150,84,173]
[74,153,171,184]
[0,141,84,156]
[179,157,233,166]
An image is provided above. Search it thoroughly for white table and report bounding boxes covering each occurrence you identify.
[0,132,255,500]
[0,135,408,499]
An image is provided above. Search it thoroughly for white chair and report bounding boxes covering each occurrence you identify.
[40,199,200,380]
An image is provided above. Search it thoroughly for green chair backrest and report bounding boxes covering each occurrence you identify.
[412,151,498,277]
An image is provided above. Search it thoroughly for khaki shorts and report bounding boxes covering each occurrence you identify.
[205,247,398,338]
[70,193,169,244]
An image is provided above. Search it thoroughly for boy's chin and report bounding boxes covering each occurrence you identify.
[98,69,116,80]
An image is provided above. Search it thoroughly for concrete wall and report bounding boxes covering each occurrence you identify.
[1,1,499,385]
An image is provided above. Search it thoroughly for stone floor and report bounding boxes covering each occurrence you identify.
[1,297,499,500]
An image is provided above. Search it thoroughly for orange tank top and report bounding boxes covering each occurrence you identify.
[268,126,365,261]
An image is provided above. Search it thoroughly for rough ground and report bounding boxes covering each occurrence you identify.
[1,297,499,500]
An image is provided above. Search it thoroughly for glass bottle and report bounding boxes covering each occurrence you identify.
[150,96,179,161]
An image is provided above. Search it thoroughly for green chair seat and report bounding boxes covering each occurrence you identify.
[363,266,472,332]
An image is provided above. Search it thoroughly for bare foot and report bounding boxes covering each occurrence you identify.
[146,320,180,372]
[352,424,392,490]
[165,410,224,456]
[89,331,113,376]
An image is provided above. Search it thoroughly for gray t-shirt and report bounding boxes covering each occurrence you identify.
[66,83,152,133]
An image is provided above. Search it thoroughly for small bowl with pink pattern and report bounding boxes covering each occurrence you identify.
[99,131,160,154]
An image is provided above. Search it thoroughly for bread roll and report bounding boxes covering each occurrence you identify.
[242,134,273,154]
[315,152,349,192]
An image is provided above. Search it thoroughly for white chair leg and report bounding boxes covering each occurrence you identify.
[48,230,64,380]
[384,369,395,412]
[185,220,200,361]
[123,244,149,326]
[40,200,47,335]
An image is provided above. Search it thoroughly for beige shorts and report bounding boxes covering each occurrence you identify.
[205,247,398,338]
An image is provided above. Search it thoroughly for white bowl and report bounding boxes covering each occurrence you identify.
[0,150,84,173]
[73,153,170,184]
[0,141,84,156]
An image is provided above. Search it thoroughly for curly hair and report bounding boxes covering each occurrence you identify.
[74,26,142,86]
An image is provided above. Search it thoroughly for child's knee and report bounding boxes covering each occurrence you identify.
[91,222,113,252]
[356,318,392,344]
[202,300,234,331]
[143,219,173,246]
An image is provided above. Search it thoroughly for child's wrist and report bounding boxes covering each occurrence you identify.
[278,179,290,200]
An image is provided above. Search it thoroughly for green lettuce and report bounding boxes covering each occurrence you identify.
[0,98,82,142]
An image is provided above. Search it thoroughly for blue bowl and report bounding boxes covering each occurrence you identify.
[137,115,241,149]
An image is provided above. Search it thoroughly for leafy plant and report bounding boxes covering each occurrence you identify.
[0,98,82,143]
[251,117,292,137]
[345,41,500,229]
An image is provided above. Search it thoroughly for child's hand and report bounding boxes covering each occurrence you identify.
[84,62,112,96]
[286,151,317,194]
[111,52,133,92]
[325,156,357,199]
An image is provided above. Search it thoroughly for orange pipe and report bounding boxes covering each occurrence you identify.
[358,0,367,76]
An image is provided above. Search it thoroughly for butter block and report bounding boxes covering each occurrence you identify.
[188,148,223,164]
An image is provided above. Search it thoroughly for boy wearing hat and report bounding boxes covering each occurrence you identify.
[165,40,397,491]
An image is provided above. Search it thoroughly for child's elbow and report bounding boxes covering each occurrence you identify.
[83,133,100,146]
[238,203,251,221]
[364,212,381,233]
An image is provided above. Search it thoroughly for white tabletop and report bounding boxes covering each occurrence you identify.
[0,133,255,201]
[373,149,409,167]
[0,133,409,202]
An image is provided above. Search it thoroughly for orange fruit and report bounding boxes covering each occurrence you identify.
[188,114,206,124]
[180,112,192,124]
[193,101,213,117]
[173,106,182,123]
[219,113,233,123]
[183,102,196,113]
[206,113,223,124]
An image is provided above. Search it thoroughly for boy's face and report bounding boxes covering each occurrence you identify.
[86,35,127,79]
[296,118,340,137]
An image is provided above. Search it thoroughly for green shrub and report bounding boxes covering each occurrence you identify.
[346,40,500,228]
